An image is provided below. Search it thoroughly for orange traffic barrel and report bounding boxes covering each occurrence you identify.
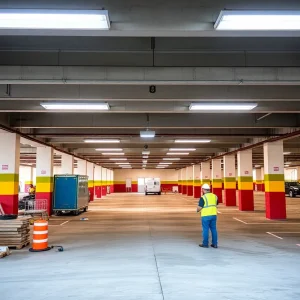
[29,220,51,252]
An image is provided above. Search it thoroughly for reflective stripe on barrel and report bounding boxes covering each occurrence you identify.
[32,220,49,250]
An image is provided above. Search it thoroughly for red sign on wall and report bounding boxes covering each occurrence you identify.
[1,164,8,170]
[229,173,232,176]
[245,171,249,175]
[41,170,46,175]
[273,167,279,172]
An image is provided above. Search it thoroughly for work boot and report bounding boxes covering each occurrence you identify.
[211,244,218,248]
[199,244,209,248]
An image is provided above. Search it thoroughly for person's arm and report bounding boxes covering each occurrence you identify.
[197,197,204,213]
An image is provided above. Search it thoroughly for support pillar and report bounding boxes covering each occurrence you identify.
[77,159,87,175]
[255,168,264,191]
[102,167,107,196]
[223,155,236,206]
[94,166,102,199]
[212,159,223,203]
[87,162,94,201]
[36,146,54,215]
[237,150,254,211]
[178,170,182,193]
[0,132,20,214]
[182,168,187,195]
[111,170,114,193]
[61,153,74,174]
[264,141,286,219]
[193,165,201,198]
[200,162,211,195]
[187,166,193,196]
[23,167,33,193]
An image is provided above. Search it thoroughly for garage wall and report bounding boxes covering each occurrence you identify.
[114,169,178,193]
[284,168,297,181]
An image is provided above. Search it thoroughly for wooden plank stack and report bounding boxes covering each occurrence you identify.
[0,217,31,249]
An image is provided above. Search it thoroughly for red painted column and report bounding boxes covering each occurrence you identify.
[237,150,254,211]
[223,155,237,206]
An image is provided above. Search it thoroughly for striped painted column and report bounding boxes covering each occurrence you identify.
[200,162,211,195]
[182,168,187,195]
[193,164,201,198]
[111,170,114,193]
[223,155,236,206]
[178,170,182,193]
[24,166,34,193]
[61,153,74,174]
[237,150,254,211]
[77,159,87,175]
[87,162,94,201]
[0,132,20,214]
[94,165,102,199]
[255,168,264,191]
[187,166,194,196]
[102,168,107,196]
[264,141,286,219]
[212,159,223,203]
[36,147,54,215]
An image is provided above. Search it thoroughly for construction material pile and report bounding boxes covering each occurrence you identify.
[0,217,31,249]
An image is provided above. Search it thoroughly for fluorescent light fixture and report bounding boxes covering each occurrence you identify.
[95,148,123,151]
[140,130,155,138]
[143,160,148,163]
[174,139,211,143]
[215,10,300,31]
[167,152,189,155]
[169,148,196,151]
[102,153,124,156]
[41,102,110,110]
[284,152,291,155]
[85,139,120,143]
[143,156,149,159]
[0,9,110,30]
[254,165,261,168]
[285,162,292,165]
[189,103,257,111]
[142,151,150,155]
[109,158,127,161]
[163,158,181,161]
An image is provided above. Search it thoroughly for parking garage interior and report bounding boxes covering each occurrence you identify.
[1,1,300,300]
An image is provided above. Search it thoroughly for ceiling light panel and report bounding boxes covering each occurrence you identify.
[85,139,120,143]
[95,148,123,151]
[167,152,189,155]
[189,103,257,111]
[169,148,196,151]
[163,158,181,161]
[142,151,150,155]
[140,130,155,138]
[0,9,110,30]
[174,139,211,143]
[109,158,127,161]
[102,153,124,155]
[215,10,300,30]
[41,102,110,110]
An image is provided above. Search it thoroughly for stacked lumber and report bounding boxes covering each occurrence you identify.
[0,217,31,249]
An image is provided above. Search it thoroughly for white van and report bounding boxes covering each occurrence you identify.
[145,178,161,195]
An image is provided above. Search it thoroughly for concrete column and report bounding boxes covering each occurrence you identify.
[20,166,33,193]
[107,169,111,194]
[102,167,107,196]
[87,162,94,201]
[182,168,187,195]
[187,166,194,196]
[36,146,54,215]
[178,169,182,193]
[200,162,211,195]
[255,168,264,191]
[264,141,286,219]
[0,132,20,214]
[193,164,201,198]
[111,170,114,193]
[94,165,102,199]
[77,159,87,175]
[212,159,223,203]
[237,150,254,211]
[61,153,74,174]
[223,155,236,206]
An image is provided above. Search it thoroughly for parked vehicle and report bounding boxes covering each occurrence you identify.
[18,194,35,210]
[285,182,300,198]
[145,178,161,195]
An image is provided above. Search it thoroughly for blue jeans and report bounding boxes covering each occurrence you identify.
[201,215,218,246]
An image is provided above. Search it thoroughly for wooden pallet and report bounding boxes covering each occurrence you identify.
[7,241,30,250]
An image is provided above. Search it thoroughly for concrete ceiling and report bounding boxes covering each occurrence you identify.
[1,0,300,169]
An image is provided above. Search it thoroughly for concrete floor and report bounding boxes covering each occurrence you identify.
[1,192,300,300]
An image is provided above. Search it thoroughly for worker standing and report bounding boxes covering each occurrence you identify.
[197,183,218,248]
[29,184,36,195]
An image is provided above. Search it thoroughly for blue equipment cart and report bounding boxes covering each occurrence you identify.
[53,175,89,216]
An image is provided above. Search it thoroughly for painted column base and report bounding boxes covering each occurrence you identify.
[94,186,101,198]
[265,192,286,219]
[110,185,114,193]
[178,185,182,193]
[238,190,254,211]
[102,186,107,196]
[0,195,18,214]
[187,185,193,196]
[194,186,201,198]
[35,192,53,215]
[224,189,236,206]
[88,187,94,201]
[182,186,187,195]
[212,187,223,203]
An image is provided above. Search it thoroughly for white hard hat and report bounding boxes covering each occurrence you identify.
[202,183,210,190]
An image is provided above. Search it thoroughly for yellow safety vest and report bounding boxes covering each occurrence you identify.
[201,193,217,217]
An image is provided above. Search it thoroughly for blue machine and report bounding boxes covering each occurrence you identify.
[53,175,89,215]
